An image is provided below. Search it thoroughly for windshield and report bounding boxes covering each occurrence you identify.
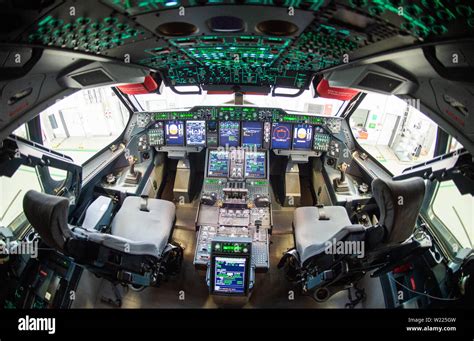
[133,87,346,116]
[350,93,439,176]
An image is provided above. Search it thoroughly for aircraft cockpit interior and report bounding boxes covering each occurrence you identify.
[0,0,473,334]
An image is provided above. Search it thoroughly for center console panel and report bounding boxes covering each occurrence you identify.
[194,149,272,272]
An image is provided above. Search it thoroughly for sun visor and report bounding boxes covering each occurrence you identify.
[58,61,148,89]
[326,64,417,95]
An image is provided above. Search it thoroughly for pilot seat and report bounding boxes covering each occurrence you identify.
[23,191,183,307]
[279,177,432,306]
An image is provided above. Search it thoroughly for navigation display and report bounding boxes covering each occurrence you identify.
[219,121,240,147]
[292,124,313,150]
[271,123,292,149]
[164,120,184,146]
[213,256,247,294]
[186,120,206,146]
[207,150,229,177]
[245,151,266,178]
[242,122,263,148]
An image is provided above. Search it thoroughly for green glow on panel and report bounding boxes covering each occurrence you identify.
[38,16,53,26]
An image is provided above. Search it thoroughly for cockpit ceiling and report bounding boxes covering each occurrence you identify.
[1,0,473,90]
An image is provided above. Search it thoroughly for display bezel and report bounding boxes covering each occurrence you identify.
[210,255,250,296]
[207,149,230,177]
[244,151,267,179]
[241,121,263,148]
[164,120,185,146]
[218,121,241,147]
[291,123,314,150]
[270,122,293,150]
[185,120,207,146]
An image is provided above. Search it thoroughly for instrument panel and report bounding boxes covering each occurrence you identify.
[137,106,343,132]
[132,106,353,166]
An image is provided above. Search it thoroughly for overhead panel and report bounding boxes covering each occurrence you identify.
[0,0,472,90]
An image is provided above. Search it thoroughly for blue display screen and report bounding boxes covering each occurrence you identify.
[207,150,229,177]
[165,120,184,146]
[186,120,206,146]
[242,121,263,148]
[219,121,240,147]
[292,124,313,150]
[271,123,292,149]
[214,256,246,294]
[245,151,266,178]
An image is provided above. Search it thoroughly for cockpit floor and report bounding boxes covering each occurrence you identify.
[72,205,386,309]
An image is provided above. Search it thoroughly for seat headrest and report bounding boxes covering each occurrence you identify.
[23,190,73,252]
[372,177,426,245]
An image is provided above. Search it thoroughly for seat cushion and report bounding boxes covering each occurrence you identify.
[111,196,176,255]
[294,206,364,264]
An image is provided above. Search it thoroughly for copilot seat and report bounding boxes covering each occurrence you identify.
[23,191,182,292]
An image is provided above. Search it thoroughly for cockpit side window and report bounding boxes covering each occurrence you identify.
[0,161,74,240]
[1,123,78,239]
[422,134,473,257]
[11,124,29,140]
[424,179,473,257]
[448,136,463,153]
[349,93,438,176]
[349,93,473,258]
[0,164,42,238]
[37,86,130,165]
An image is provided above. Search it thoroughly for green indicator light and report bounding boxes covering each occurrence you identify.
[104,17,118,25]
[154,113,168,120]
[38,15,53,26]
[47,18,64,28]
[76,17,91,26]
[138,1,150,8]
[254,180,268,185]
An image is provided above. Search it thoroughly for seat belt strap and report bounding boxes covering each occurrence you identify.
[316,204,329,221]
[117,270,151,286]
[140,195,149,212]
